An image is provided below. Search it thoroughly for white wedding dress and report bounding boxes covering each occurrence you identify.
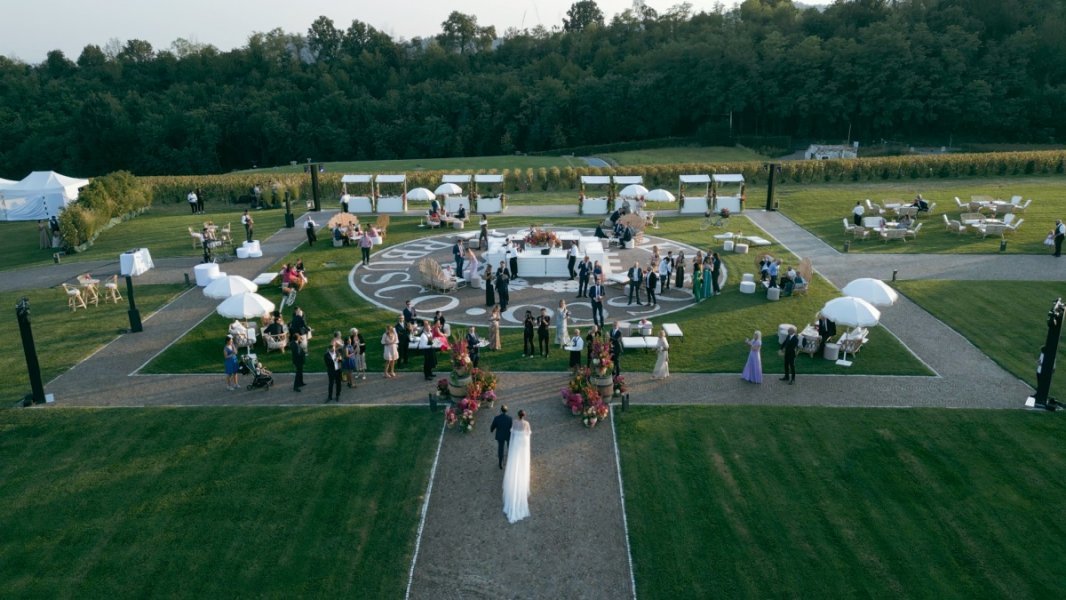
[502,419,532,523]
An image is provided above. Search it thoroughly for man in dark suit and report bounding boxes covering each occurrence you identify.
[577,256,592,298]
[419,323,437,380]
[816,313,837,354]
[506,240,519,278]
[1054,219,1065,257]
[537,308,551,358]
[290,307,309,336]
[645,267,658,306]
[402,300,417,325]
[466,326,481,368]
[496,267,511,311]
[290,334,306,392]
[627,262,643,305]
[489,405,513,469]
[324,341,343,402]
[453,239,464,276]
[589,277,605,328]
[567,242,578,280]
[609,321,623,377]
[781,326,799,384]
[711,252,722,296]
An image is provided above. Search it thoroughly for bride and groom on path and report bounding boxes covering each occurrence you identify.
[490,405,531,524]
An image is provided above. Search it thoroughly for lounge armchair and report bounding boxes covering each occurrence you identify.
[943,215,966,235]
[1013,199,1031,213]
[1004,218,1024,236]
[189,227,205,249]
[974,223,1007,239]
[842,218,855,235]
[851,226,870,241]
[904,222,923,240]
[880,228,908,242]
[263,330,289,353]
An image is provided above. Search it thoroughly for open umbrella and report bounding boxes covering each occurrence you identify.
[645,188,676,202]
[203,275,258,300]
[407,187,435,201]
[841,278,899,307]
[327,213,360,230]
[618,184,649,198]
[434,183,462,196]
[821,296,881,366]
[217,292,275,320]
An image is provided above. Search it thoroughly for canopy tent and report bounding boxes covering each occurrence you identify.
[473,174,505,212]
[678,174,711,214]
[0,177,16,187]
[0,171,90,221]
[374,174,407,213]
[711,173,746,214]
[340,174,372,184]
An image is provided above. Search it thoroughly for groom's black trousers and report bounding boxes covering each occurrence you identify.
[497,438,509,467]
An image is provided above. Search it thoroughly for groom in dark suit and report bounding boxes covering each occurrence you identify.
[490,405,513,469]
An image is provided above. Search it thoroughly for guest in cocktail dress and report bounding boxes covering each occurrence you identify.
[741,330,763,384]
[484,265,496,306]
[489,305,502,351]
[692,260,703,301]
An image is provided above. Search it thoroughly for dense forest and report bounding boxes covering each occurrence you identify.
[1,0,1064,177]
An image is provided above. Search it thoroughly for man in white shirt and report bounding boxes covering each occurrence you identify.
[340,192,351,213]
[1054,219,1065,257]
[567,243,579,280]
[187,190,198,215]
[658,255,672,294]
[567,329,583,372]
[852,201,865,226]
[419,324,437,380]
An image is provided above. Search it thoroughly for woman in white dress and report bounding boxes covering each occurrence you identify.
[555,299,570,347]
[652,329,670,380]
[464,248,480,288]
[502,410,532,524]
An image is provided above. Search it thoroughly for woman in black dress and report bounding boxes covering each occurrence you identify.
[674,250,685,289]
[484,265,495,306]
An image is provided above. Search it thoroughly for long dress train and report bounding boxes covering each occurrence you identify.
[741,339,762,383]
[502,420,532,523]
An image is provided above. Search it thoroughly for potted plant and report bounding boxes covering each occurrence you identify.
[588,339,615,398]
[447,334,472,397]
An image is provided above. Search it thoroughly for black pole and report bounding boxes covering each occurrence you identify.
[310,165,321,212]
[16,298,46,405]
[126,275,143,333]
[284,194,295,228]
[1033,297,1063,409]
[765,163,779,211]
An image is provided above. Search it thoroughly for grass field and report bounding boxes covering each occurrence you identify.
[895,280,1062,399]
[0,407,438,598]
[595,146,768,166]
[2,283,186,404]
[0,203,290,271]
[143,215,929,378]
[617,406,1066,599]
[775,176,1066,254]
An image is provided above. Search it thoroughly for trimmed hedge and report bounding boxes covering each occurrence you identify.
[59,171,153,250]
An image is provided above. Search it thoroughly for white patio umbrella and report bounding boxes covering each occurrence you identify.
[821,296,881,367]
[407,187,435,201]
[217,292,275,319]
[203,275,258,300]
[434,183,463,196]
[645,188,676,202]
[618,184,649,198]
[841,278,899,307]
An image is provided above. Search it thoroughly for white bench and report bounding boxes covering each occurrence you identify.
[621,336,653,351]
[662,323,683,342]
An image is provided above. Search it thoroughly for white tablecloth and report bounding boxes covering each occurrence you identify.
[120,248,154,277]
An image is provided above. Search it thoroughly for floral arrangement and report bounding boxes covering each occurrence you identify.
[469,368,499,407]
[436,377,450,396]
[444,397,480,433]
[589,339,613,377]
[524,229,560,247]
[561,368,609,428]
[450,334,471,374]
[613,375,627,396]
[719,207,731,218]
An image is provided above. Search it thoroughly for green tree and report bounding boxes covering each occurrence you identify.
[564,1,605,32]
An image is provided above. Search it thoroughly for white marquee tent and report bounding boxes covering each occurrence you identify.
[0,171,90,221]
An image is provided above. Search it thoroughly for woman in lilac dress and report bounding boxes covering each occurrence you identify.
[741,330,763,384]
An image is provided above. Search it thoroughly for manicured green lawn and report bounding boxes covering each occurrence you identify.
[0,407,438,598]
[0,202,290,271]
[617,406,1066,599]
[775,176,1066,254]
[144,215,929,377]
[895,280,1062,399]
[2,283,186,403]
[597,145,768,165]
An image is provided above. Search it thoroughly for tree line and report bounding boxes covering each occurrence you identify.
[1,0,1064,177]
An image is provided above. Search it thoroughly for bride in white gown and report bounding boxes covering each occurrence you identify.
[502,410,531,523]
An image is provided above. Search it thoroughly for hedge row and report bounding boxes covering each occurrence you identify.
[141,150,1066,204]
[59,171,153,250]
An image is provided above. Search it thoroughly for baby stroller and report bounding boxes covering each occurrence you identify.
[241,354,274,390]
